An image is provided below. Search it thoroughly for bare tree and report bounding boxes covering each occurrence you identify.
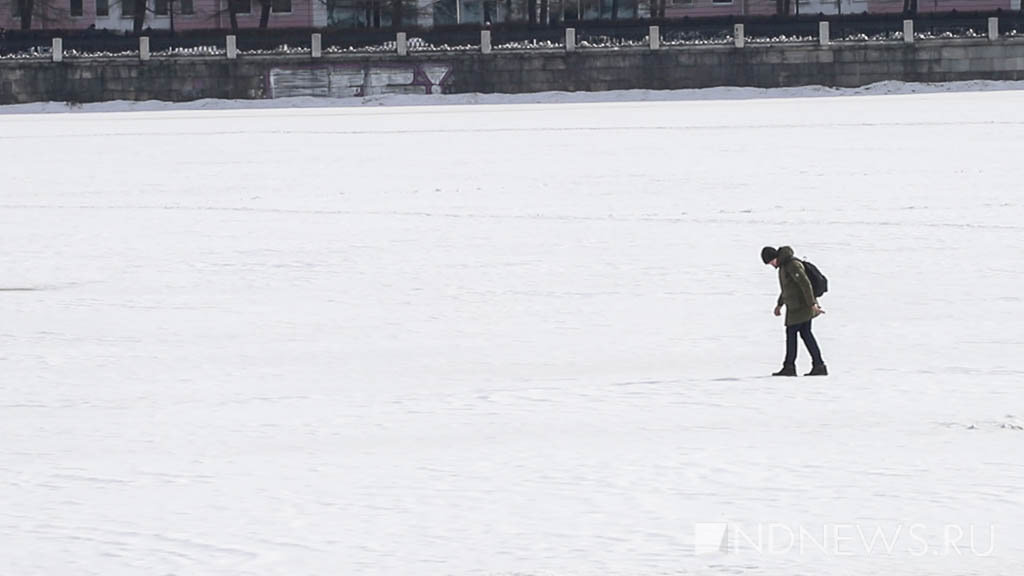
[154,0,184,34]
[391,0,403,28]
[132,0,147,34]
[220,0,246,32]
[14,0,69,29]
[16,0,36,29]
[167,0,177,34]
[256,0,272,27]
[111,0,150,34]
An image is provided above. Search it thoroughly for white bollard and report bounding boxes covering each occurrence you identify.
[226,35,237,60]
[903,19,914,44]
[565,28,575,52]
[312,33,322,58]
[819,21,830,46]
[649,25,660,50]
[480,30,491,54]
[140,36,150,61]
[734,23,745,48]
[52,37,63,62]
[397,32,408,56]
[988,17,999,41]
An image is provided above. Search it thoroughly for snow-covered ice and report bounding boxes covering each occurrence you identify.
[2,84,1023,575]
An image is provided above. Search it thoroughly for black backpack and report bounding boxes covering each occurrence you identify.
[801,260,828,298]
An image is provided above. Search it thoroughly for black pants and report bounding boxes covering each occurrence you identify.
[784,318,824,367]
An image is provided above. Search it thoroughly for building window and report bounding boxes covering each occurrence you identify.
[96,0,109,16]
[272,0,291,12]
[672,0,693,4]
[711,0,732,3]
[155,0,168,14]
[70,0,84,15]
[180,0,193,14]
[230,0,251,13]
[122,0,136,16]
[13,0,21,17]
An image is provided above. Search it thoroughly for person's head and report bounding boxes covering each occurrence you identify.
[761,246,779,268]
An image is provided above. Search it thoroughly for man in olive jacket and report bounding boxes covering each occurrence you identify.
[761,246,827,376]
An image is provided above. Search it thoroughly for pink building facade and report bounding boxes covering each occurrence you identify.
[664,0,775,18]
[1,0,1019,31]
[665,0,1019,18]
[1,0,326,31]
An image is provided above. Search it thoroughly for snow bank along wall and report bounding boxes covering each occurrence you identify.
[3,35,1024,104]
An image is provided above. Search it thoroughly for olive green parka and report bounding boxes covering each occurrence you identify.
[775,246,819,326]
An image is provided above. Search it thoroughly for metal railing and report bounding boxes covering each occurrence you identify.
[2,11,1021,59]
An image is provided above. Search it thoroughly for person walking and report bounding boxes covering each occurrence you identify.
[761,246,828,376]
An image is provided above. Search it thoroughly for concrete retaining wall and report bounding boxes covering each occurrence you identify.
[3,38,1024,105]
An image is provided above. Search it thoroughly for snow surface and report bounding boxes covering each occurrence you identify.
[4,79,1024,115]
[2,83,1024,575]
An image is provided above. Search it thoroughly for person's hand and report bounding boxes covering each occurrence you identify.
[812,304,824,316]
[774,305,782,317]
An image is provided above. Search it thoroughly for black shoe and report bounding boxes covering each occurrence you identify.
[772,364,797,377]
[805,364,828,376]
